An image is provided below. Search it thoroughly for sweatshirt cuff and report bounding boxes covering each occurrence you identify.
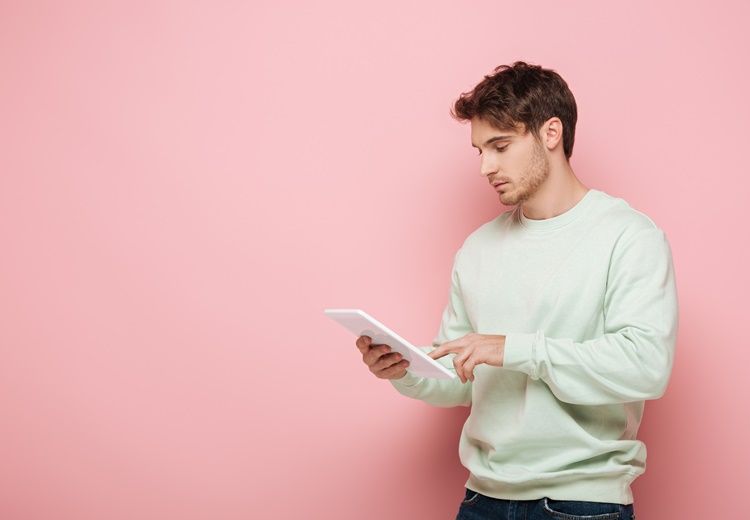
[502,331,539,378]
[389,369,424,388]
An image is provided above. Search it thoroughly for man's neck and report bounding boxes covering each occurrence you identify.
[521,167,589,221]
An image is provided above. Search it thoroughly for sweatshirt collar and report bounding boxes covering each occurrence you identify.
[515,189,598,232]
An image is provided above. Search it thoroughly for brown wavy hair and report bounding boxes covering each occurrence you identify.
[450,61,578,160]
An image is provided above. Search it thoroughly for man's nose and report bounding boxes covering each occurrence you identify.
[480,157,498,177]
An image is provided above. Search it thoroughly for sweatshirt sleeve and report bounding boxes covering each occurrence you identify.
[502,226,679,405]
[389,248,473,408]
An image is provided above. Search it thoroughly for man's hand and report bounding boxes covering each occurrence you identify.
[428,333,506,383]
[356,335,410,380]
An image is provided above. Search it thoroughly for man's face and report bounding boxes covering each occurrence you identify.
[470,117,549,206]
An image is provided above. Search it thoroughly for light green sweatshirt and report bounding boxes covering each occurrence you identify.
[390,188,678,505]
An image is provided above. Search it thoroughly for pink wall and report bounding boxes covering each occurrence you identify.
[1,1,747,518]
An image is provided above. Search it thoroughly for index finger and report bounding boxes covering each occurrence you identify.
[428,341,460,360]
[356,335,372,353]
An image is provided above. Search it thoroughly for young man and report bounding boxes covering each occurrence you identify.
[355,61,677,520]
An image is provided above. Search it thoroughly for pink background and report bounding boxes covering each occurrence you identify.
[1,1,747,519]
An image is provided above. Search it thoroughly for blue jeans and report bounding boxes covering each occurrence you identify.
[455,488,636,520]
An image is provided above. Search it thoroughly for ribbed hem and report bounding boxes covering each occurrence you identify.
[466,470,638,505]
[502,331,539,379]
[389,370,423,388]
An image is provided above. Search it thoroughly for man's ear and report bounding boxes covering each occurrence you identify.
[542,117,564,152]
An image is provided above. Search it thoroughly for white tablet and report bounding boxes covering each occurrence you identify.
[324,308,457,380]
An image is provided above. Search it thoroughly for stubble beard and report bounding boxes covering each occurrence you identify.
[500,139,550,206]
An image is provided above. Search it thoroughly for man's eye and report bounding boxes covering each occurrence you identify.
[476,146,508,156]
